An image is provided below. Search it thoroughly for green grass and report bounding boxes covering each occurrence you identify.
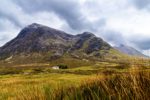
[0,58,149,100]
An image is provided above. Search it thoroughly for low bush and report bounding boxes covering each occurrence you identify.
[57,65,68,69]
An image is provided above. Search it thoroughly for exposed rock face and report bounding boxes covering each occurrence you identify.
[70,32,111,53]
[0,23,111,59]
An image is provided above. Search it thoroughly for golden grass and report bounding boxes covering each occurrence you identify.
[0,58,149,100]
[53,71,150,100]
[0,73,97,100]
[0,70,150,100]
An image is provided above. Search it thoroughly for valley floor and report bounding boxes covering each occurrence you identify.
[0,61,150,100]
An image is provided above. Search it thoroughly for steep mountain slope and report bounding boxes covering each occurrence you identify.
[0,23,74,56]
[0,23,120,66]
[0,23,111,57]
[114,44,146,57]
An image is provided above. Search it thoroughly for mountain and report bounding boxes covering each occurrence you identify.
[0,23,74,57]
[0,23,114,65]
[114,44,146,57]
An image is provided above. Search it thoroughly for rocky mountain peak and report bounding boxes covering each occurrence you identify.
[77,32,95,38]
[27,23,43,28]
[0,23,112,60]
[82,32,95,36]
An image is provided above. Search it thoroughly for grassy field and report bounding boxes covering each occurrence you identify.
[0,60,150,100]
[0,73,96,100]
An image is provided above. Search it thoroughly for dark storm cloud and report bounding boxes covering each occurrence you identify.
[0,15,22,28]
[13,0,103,31]
[131,39,150,50]
[100,30,126,45]
[0,0,24,28]
[132,0,150,9]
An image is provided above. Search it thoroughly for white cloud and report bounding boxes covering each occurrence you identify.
[106,8,150,37]
[0,18,20,46]
[142,50,150,57]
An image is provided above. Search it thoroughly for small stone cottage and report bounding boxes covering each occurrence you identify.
[52,66,59,69]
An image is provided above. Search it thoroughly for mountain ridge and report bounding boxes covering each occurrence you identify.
[0,23,112,62]
[114,44,146,57]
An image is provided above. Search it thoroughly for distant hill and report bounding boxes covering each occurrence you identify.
[114,44,146,57]
[0,23,121,66]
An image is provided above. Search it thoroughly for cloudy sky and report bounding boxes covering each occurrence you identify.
[0,0,150,56]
